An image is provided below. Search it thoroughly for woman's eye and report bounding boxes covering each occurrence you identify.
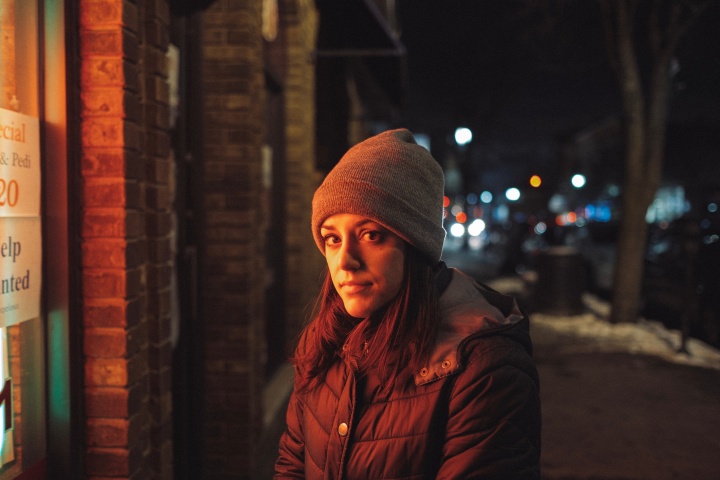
[323,234,340,246]
[363,230,382,242]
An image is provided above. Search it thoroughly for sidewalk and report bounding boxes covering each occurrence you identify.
[489,277,720,480]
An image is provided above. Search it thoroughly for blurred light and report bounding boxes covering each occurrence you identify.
[701,218,711,229]
[480,191,493,203]
[443,195,451,208]
[505,188,521,201]
[705,234,719,245]
[608,184,620,196]
[575,216,586,227]
[708,203,718,213]
[567,212,577,223]
[534,222,547,235]
[496,204,509,222]
[455,211,467,223]
[571,174,586,188]
[529,175,542,188]
[468,219,486,236]
[454,127,472,146]
[555,214,566,226]
[414,133,431,151]
[548,194,567,213]
[466,192,478,205]
[468,236,483,250]
[450,204,463,216]
[450,223,465,237]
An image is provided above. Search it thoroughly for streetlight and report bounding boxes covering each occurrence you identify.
[454,127,472,146]
[571,174,586,188]
[505,187,521,202]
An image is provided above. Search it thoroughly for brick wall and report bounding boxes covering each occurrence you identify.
[79,0,173,478]
[139,0,174,477]
[281,0,324,354]
[199,0,267,476]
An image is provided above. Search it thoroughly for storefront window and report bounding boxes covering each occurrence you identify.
[0,1,46,478]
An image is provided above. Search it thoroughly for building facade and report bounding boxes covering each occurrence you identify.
[0,0,403,478]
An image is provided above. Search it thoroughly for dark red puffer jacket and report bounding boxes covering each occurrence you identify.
[275,269,541,479]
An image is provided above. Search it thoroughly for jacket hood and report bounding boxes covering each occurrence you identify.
[414,267,530,386]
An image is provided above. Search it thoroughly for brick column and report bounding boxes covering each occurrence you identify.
[200,1,267,476]
[281,0,323,344]
[79,0,173,478]
[139,0,174,477]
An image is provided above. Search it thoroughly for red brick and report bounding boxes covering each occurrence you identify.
[147,311,172,343]
[148,367,172,399]
[85,327,128,358]
[127,322,148,356]
[82,149,126,177]
[80,0,123,26]
[127,351,149,386]
[86,447,130,477]
[83,268,127,297]
[143,101,170,130]
[147,264,171,289]
[83,178,125,207]
[145,211,171,236]
[81,58,126,87]
[80,29,124,57]
[144,75,169,105]
[86,417,129,447]
[148,339,172,371]
[145,0,170,23]
[84,298,130,327]
[85,387,128,417]
[83,207,126,238]
[145,128,170,156]
[124,267,143,298]
[122,29,141,63]
[146,287,171,318]
[82,118,125,148]
[85,358,128,387]
[147,237,171,263]
[83,239,127,268]
[143,18,170,49]
[146,183,171,209]
[142,47,169,78]
[81,89,126,118]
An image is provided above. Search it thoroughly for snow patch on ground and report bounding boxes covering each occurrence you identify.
[488,277,720,371]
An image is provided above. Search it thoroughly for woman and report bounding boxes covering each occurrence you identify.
[275,129,541,479]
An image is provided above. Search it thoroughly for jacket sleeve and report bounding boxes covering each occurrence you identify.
[437,338,541,479]
[274,387,306,479]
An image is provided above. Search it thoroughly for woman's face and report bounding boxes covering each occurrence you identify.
[320,213,406,319]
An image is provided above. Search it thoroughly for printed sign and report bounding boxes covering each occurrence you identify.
[0,217,41,328]
[0,108,40,217]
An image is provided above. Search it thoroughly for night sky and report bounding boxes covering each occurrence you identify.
[394,0,720,193]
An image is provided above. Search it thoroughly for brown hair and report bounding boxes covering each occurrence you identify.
[292,245,440,393]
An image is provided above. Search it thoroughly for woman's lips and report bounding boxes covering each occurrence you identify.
[341,282,371,294]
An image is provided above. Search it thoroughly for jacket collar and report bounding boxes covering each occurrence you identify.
[414,267,526,386]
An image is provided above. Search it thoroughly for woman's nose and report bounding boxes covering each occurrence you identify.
[338,242,361,270]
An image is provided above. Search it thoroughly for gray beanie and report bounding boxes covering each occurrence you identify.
[312,128,446,263]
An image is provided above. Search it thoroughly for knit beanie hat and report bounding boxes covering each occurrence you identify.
[312,128,446,263]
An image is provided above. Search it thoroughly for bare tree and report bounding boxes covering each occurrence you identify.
[598,0,710,323]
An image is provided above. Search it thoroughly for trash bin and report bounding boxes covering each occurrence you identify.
[534,246,585,315]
